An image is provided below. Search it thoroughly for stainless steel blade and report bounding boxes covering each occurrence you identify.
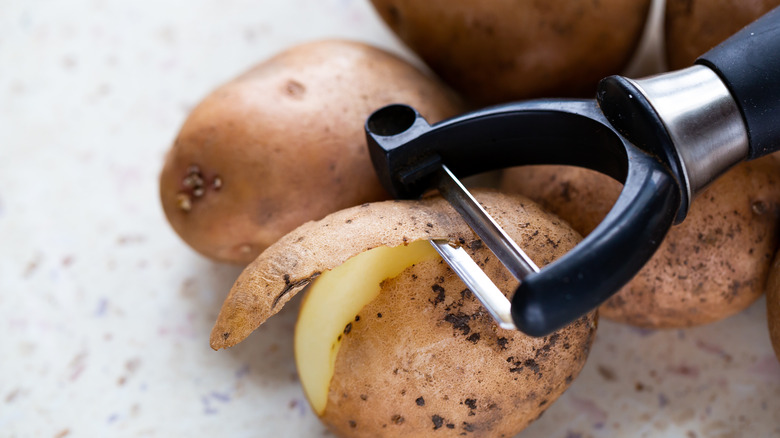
[430,239,517,330]
[436,165,540,279]
[426,165,541,330]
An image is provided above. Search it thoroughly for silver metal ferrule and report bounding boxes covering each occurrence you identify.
[629,65,749,201]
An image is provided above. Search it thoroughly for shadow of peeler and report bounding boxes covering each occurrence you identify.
[364,7,780,337]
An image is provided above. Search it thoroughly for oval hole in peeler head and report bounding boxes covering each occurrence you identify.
[366,104,417,137]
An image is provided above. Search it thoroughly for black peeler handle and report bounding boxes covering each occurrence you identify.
[696,6,780,159]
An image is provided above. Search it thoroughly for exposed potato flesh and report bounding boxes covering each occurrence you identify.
[295,240,439,414]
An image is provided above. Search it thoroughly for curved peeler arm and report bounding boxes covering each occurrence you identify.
[510,150,678,336]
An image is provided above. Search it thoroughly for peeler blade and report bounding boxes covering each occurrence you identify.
[430,239,517,330]
[432,165,539,329]
[436,165,540,280]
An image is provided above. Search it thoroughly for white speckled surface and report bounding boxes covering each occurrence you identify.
[1,1,779,437]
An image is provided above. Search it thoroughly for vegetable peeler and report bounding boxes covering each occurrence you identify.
[364,7,780,337]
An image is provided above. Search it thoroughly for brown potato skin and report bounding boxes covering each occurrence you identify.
[767,250,780,361]
[500,157,780,328]
[160,39,464,264]
[665,0,780,70]
[370,0,651,106]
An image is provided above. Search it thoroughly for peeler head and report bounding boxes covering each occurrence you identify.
[365,104,443,199]
[365,100,682,336]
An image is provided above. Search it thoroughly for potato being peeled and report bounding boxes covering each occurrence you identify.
[211,191,596,437]
[160,39,464,264]
[500,158,780,328]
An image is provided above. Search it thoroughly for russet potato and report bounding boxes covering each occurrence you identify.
[499,157,780,328]
[211,191,596,437]
[369,0,651,105]
[159,39,464,264]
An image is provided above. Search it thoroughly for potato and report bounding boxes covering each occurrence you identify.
[500,157,780,328]
[369,0,651,106]
[159,39,464,264]
[767,249,780,362]
[665,0,780,69]
[211,191,596,437]
[499,166,622,237]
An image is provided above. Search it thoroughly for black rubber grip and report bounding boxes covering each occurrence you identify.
[696,6,780,159]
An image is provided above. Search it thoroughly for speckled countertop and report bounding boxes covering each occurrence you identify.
[2,1,779,437]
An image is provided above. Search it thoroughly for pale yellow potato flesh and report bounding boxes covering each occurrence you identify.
[295,240,438,414]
